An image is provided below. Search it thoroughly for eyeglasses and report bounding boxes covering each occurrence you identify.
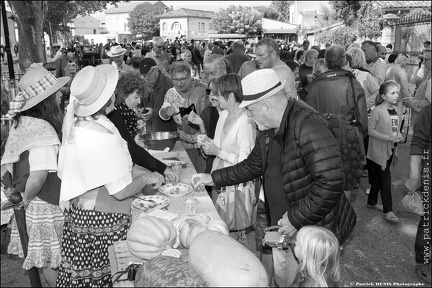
[172,77,188,84]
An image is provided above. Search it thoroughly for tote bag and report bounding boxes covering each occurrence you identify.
[215,181,257,231]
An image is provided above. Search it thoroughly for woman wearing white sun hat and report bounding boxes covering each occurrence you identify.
[1,64,69,286]
[56,64,164,286]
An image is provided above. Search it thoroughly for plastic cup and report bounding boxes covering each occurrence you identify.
[171,162,183,185]
[185,197,198,216]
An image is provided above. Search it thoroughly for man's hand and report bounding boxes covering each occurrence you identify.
[191,173,214,188]
[277,212,297,236]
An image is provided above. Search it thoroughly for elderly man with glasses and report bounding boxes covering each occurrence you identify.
[144,36,171,66]
[159,62,210,173]
[138,58,176,133]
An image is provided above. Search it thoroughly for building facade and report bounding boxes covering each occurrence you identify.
[73,15,104,35]
[157,8,216,40]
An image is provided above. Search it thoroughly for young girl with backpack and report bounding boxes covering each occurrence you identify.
[290,226,341,287]
[366,80,403,223]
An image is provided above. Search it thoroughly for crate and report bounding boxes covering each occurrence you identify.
[108,240,143,287]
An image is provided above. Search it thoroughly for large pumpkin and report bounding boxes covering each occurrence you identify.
[127,216,177,260]
[189,230,268,287]
[135,256,207,287]
[179,214,229,248]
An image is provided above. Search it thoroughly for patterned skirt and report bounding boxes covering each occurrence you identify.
[7,197,64,269]
[56,205,131,288]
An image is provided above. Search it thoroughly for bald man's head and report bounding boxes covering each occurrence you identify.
[377,44,387,60]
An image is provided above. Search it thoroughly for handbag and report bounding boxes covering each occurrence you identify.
[215,181,257,231]
[401,191,424,216]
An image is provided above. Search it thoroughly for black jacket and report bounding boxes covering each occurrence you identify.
[212,99,357,244]
[107,109,167,174]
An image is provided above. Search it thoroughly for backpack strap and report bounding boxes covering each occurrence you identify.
[348,75,365,134]
[294,107,315,144]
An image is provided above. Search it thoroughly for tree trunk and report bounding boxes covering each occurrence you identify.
[8,1,47,72]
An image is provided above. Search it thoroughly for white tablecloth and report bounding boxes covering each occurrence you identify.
[131,141,220,230]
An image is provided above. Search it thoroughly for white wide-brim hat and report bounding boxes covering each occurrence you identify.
[107,45,127,57]
[16,65,70,111]
[70,64,118,116]
[239,69,286,108]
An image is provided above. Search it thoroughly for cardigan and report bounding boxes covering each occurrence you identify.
[367,103,402,169]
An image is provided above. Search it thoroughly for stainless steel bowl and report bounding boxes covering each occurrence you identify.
[141,131,178,151]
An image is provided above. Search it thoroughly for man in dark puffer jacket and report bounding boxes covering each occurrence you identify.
[193,69,357,244]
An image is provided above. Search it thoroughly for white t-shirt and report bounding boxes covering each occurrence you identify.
[28,145,59,172]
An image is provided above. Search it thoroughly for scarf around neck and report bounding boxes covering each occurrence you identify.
[116,103,138,138]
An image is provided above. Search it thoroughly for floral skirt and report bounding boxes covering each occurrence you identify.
[56,205,130,288]
[7,197,64,269]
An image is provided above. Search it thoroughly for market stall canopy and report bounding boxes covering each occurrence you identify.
[262,18,297,34]
[207,34,246,39]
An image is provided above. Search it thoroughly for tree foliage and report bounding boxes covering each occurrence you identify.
[270,1,293,23]
[128,2,165,36]
[8,0,121,71]
[330,0,361,26]
[356,1,384,40]
[210,6,263,36]
[316,4,340,27]
[252,6,280,20]
[315,26,357,48]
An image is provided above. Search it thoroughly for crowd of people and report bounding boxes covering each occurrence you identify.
[0,34,431,287]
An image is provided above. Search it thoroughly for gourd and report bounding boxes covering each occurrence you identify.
[179,214,229,248]
[127,216,177,260]
[189,230,268,287]
[134,256,207,287]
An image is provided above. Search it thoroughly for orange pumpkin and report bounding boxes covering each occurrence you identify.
[179,214,229,248]
[127,216,177,260]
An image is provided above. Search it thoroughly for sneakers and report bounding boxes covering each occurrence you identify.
[415,263,431,283]
[365,188,370,195]
[383,212,400,223]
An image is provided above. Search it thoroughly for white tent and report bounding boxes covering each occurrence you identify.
[262,18,297,34]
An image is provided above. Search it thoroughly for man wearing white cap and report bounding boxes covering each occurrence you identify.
[47,42,63,63]
[107,45,130,73]
[192,69,356,286]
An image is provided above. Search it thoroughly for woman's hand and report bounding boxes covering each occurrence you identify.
[164,106,176,117]
[141,108,153,121]
[188,111,203,126]
[143,172,165,190]
[201,139,219,156]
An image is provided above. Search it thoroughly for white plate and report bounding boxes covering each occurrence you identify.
[132,195,170,212]
[159,183,193,197]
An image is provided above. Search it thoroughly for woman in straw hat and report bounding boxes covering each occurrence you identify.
[1,64,69,286]
[56,64,164,287]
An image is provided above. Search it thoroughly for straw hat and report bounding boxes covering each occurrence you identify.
[8,66,69,115]
[70,64,118,116]
[239,69,285,108]
[107,45,127,58]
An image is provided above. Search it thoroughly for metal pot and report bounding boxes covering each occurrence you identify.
[141,131,178,151]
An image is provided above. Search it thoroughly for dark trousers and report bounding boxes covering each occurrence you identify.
[415,215,431,264]
[363,135,369,170]
[367,155,394,214]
